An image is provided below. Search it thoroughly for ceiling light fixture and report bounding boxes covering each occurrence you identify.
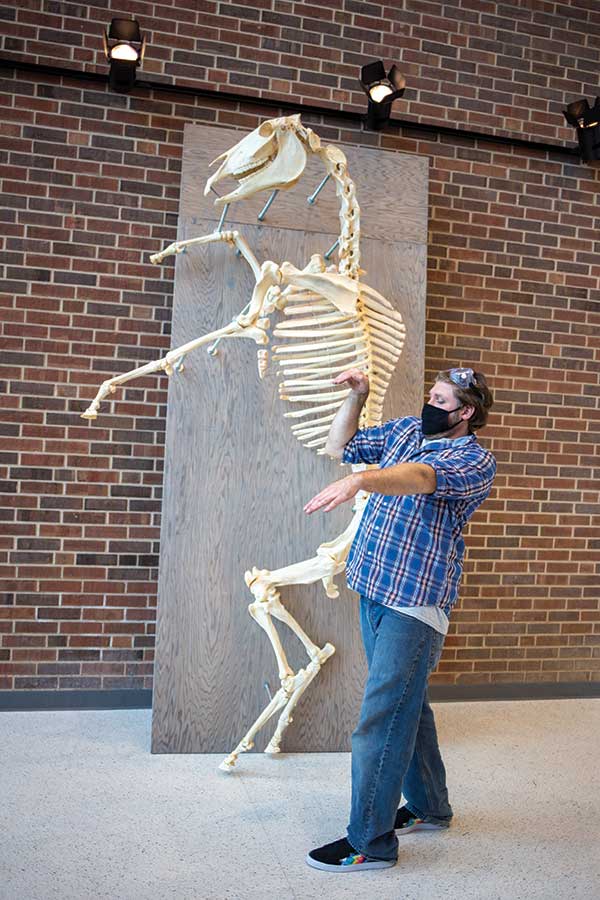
[103,18,146,93]
[359,60,406,131]
[563,97,600,163]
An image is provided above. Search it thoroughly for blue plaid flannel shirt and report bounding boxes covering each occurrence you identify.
[342,416,496,615]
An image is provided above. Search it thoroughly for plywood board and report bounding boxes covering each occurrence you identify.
[152,123,428,754]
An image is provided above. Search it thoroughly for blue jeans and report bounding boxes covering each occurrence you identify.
[347,597,453,861]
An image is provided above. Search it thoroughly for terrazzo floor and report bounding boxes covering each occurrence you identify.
[2,699,599,900]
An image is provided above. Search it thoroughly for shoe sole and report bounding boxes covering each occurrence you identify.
[306,854,396,872]
[397,821,448,834]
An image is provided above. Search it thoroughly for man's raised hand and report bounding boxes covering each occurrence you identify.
[333,369,370,398]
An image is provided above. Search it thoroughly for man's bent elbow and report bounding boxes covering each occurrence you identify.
[325,441,345,460]
[419,464,437,494]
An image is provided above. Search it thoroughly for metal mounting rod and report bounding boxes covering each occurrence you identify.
[217,202,230,232]
[257,189,279,221]
[307,174,331,205]
[207,299,252,356]
[324,237,340,260]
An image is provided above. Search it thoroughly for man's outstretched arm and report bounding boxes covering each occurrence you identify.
[304,463,436,514]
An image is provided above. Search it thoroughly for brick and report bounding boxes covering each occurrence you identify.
[14,677,58,689]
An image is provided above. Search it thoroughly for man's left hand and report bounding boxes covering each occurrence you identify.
[304,473,362,514]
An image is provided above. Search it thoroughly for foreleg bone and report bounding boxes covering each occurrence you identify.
[80,316,269,420]
[150,229,262,281]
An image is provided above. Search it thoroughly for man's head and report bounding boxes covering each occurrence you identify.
[423,368,493,439]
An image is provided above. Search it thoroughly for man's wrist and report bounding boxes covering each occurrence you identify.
[352,470,366,491]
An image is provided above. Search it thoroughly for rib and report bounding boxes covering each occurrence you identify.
[290,412,337,431]
[275,313,354,328]
[273,337,367,354]
[284,400,348,419]
[281,377,346,388]
[279,360,368,377]
[277,349,369,367]
[280,389,351,403]
[274,326,363,339]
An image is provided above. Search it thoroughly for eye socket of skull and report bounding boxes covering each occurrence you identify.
[258,121,274,138]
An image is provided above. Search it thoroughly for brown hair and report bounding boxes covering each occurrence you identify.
[436,370,494,431]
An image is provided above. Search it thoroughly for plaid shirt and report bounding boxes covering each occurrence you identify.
[342,416,496,614]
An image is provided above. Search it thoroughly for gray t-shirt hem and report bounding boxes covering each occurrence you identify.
[385,603,449,636]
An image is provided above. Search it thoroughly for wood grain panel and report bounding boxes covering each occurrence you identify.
[152,123,428,754]
[179,123,428,245]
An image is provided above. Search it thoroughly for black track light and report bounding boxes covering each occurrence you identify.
[103,18,146,93]
[359,60,406,131]
[563,97,600,163]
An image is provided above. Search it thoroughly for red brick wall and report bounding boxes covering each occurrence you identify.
[1,0,599,692]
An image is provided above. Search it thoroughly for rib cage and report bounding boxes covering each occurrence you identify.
[272,282,406,453]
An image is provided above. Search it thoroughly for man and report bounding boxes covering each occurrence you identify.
[304,366,496,872]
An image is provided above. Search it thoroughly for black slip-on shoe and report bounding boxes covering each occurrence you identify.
[395,805,450,834]
[306,836,396,872]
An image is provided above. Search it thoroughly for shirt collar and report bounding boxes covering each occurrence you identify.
[418,432,476,451]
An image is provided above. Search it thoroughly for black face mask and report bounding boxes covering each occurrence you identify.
[421,403,462,436]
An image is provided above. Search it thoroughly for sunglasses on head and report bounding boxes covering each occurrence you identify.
[448,368,483,398]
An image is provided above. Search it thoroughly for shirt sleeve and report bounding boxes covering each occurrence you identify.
[342,420,396,465]
[429,449,497,500]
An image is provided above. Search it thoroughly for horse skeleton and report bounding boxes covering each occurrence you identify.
[81,115,406,771]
